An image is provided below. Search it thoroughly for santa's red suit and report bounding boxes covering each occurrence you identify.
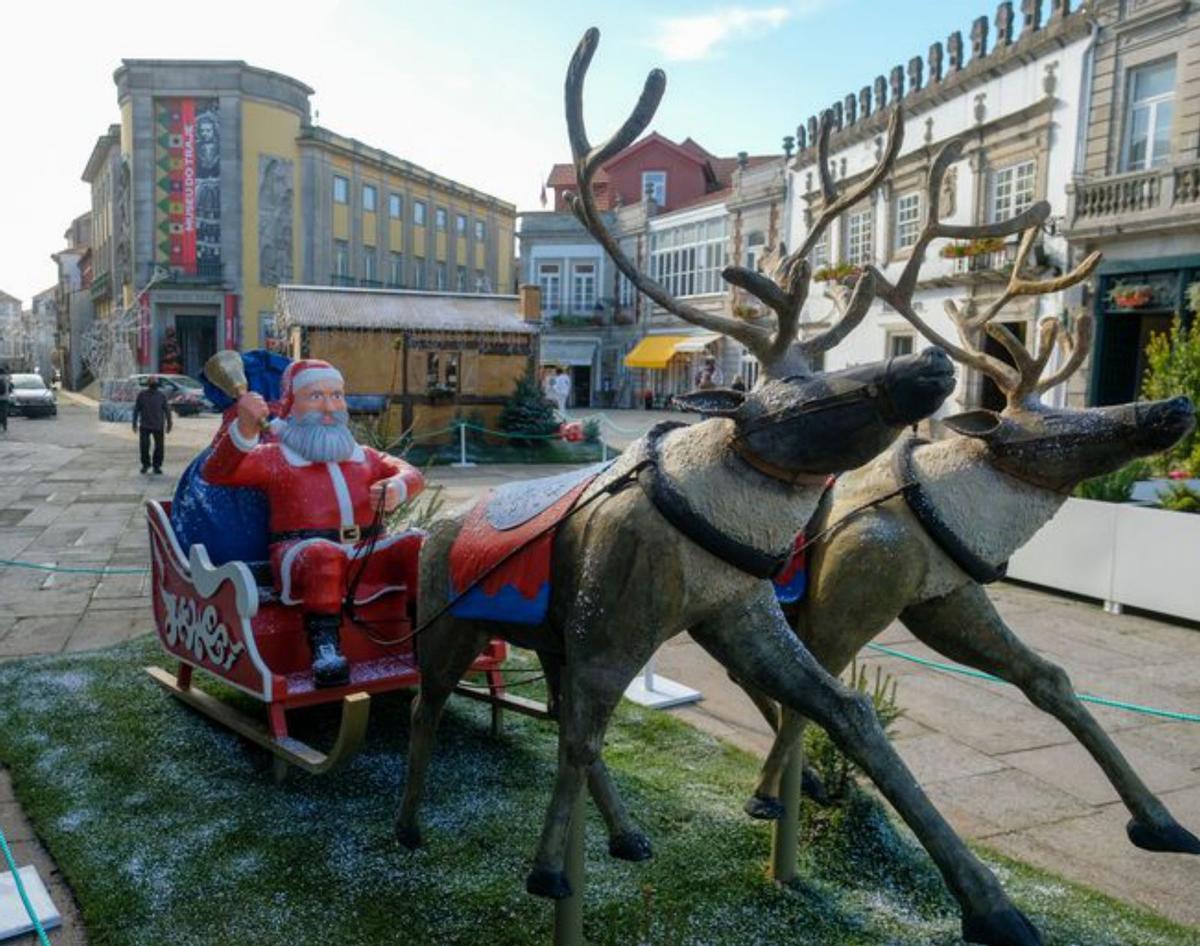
[201,376,424,617]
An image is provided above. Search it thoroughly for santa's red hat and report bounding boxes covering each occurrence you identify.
[278,359,344,416]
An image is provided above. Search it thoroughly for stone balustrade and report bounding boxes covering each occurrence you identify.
[1066,161,1200,237]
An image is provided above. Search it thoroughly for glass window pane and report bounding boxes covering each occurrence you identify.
[1151,101,1174,166]
[1133,60,1175,102]
[1127,106,1150,169]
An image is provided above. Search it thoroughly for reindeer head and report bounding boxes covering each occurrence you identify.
[868,141,1196,492]
[565,28,954,477]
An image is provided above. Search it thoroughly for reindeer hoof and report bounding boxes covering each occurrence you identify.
[526,865,572,899]
[801,768,832,807]
[609,830,653,862]
[394,822,423,850]
[1127,817,1200,855]
[744,793,785,821]
[961,907,1043,946]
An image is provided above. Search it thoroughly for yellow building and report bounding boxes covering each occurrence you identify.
[85,60,515,378]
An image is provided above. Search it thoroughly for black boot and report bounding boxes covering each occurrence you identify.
[304,613,350,688]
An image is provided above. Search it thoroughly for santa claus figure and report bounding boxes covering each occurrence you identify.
[203,359,424,687]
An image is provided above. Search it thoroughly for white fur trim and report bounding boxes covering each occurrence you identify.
[389,475,408,504]
[228,422,260,452]
[325,462,355,527]
[268,417,287,436]
[290,366,343,394]
[349,444,365,463]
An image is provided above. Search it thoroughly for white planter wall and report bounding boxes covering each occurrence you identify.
[1008,498,1200,622]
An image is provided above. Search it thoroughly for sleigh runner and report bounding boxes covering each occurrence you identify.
[144,498,522,778]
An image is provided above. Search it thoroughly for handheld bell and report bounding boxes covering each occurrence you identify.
[203,350,268,429]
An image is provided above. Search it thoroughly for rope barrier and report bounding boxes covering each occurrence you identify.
[864,642,1200,724]
[0,558,147,576]
[0,824,51,946]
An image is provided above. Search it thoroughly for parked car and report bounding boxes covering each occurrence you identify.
[8,373,57,418]
[128,374,214,416]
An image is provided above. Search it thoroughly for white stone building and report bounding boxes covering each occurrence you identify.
[788,1,1092,414]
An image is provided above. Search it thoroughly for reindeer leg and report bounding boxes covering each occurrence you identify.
[692,588,1042,946]
[588,758,653,862]
[902,583,1200,856]
[394,617,490,850]
[527,653,642,898]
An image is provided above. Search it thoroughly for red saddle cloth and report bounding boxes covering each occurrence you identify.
[448,464,609,624]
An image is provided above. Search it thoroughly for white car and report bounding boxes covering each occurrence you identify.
[8,373,57,418]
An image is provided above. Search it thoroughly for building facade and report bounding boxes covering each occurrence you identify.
[520,134,786,407]
[0,290,25,369]
[85,60,515,379]
[788,0,1092,415]
[51,212,94,388]
[1064,0,1200,406]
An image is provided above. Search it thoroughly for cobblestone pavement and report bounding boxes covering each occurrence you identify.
[1,401,1198,938]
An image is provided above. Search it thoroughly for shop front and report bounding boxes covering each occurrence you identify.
[540,337,599,408]
[623,332,722,408]
[1089,257,1199,406]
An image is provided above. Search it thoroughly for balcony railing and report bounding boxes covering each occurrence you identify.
[950,250,1010,275]
[541,297,635,328]
[1067,161,1200,233]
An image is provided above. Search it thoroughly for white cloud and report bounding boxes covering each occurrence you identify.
[651,5,796,62]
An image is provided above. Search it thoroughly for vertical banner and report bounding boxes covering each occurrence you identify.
[224,294,238,350]
[155,98,220,278]
[138,295,151,365]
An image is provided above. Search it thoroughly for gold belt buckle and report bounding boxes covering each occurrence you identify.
[340,525,361,543]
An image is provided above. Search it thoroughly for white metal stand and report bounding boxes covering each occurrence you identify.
[451,423,476,468]
[623,656,702,709]
[0,864,61,941]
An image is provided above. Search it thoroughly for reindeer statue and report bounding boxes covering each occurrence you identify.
[396,29,1050,946]
[741,136,1199,860]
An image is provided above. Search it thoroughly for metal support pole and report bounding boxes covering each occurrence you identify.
[553,788,586,946]
[451,422,476,468]
[769,745,803,884]
[601,437,608,462]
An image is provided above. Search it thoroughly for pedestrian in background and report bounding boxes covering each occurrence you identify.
[552,367,571,416]
[0,366,10,433]
[132,377,172,474]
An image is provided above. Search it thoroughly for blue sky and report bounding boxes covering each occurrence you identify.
[0,0,991,302]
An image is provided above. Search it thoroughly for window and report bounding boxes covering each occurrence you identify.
[887,331,915,357]
[362,184,377,213]
[844,207,873,266]
[413,256,426,288]
[435,261,447,289]
[389,193,402,218]
[413,200,426,226]
[642,171,667,204]
[333,239,350,277]
[445,352,460,392]
[648,217,728,298]
[538,263,561,312]
[475,269,488,292]
[425,351,439,389]
[809,231,829,268]
[1122,59,1176,171]
[474,220,485,241]
[455,213,466,235]
[895,192,921,250]
[435,207,447,231]
[333,175,349,204]
[456,266,467,292]
[389,252,404,287]
[571,263,596,311]
[992,161,1036,222]
[362,246,376,283]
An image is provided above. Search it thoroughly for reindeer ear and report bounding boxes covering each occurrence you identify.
[673,388,745,417]
[942,409,1004,439]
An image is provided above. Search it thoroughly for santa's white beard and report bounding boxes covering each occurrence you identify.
[279,410,357,462]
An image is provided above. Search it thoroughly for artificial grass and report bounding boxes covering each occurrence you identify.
[0,636,1195,946]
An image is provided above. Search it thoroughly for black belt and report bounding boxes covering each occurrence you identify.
[270,524,382,544]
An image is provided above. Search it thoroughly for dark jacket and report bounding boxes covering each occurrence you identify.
[133,388,172,432]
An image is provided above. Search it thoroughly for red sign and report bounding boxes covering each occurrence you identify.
[224,293,238,349]
[138,294,151,365]
[181,99,197,272]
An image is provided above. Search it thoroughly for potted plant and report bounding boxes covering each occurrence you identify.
[426,382,456,402]
[812,262,861,284]
[1108,282,1154,308]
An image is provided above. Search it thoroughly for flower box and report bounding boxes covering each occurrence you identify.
[1007,497,1200,621]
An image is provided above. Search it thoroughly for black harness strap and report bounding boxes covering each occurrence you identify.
[637,421,794,580]
[892,437,1008,585]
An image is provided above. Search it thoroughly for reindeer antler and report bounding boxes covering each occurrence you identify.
[564,29,775,364]
[867,135,1101,407]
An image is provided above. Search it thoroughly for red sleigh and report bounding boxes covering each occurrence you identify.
[144,499,525,778]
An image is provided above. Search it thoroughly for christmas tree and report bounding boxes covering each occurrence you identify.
[498,371,560,445]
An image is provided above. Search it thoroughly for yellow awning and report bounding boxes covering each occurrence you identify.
[624,335,701,369]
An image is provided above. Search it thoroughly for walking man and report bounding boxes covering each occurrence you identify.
[132,377,172,474]
[552,367,572,416]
